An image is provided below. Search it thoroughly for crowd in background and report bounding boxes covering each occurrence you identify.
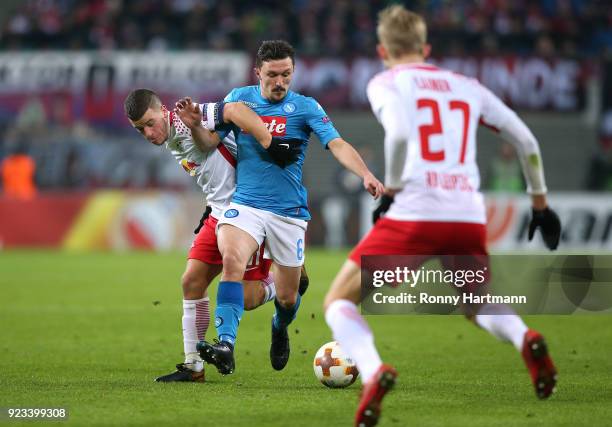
[0,0,611,193]
[1,0,611,57]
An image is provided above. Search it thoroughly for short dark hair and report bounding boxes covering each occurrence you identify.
[256,40,295,68]
[124,89,162,121]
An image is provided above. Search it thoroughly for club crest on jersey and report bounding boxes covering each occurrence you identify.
[260,116,287,136]
[224,209,239,218]
[180,159,199,176]
[283,102,296,113]
[215,316,223,327]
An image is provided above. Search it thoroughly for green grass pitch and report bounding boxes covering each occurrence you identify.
[1,249,611,426]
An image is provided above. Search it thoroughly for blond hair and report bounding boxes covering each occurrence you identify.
[377,5,427,58]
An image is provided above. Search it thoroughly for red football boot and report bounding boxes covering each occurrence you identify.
[521,329,557,399]
[355,364,397,427]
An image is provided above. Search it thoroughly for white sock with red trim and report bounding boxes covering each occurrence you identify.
[195,297,210,341]
[325,299,382,384]
[182,297,209,371]
[261,272,276,304]
[475,303,528,351]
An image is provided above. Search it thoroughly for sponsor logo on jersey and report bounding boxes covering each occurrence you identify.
[224,208,239,218]
[283,102,296,113]
[180,159,199,176]
[260,116,287,136]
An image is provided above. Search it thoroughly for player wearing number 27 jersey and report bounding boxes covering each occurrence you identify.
[324,6,561,427]
[366,62,545,224]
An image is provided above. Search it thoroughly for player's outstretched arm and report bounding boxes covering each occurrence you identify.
[480,86,561,250]
[328,138,385,199]
[223,102,272,149]
[175,97,220,152]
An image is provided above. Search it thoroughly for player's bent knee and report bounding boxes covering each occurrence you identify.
[323,293,338,312]
[221,249,241,266]
[221,250,247,277]
[276,293,297,308]
[243,296,258,311]
[243,290,261,311]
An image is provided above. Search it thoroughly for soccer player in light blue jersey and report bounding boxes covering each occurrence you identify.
[198,40,384,375]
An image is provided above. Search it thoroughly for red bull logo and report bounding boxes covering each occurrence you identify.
[181,159,199,176]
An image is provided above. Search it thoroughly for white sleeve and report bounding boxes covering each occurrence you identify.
[479,84,547,194]
[221,132,237,157]
[367,78,409,189]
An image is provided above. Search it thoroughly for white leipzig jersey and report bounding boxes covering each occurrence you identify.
[367,63,545,224]
[164,104,237,219]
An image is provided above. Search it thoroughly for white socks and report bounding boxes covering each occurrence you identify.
[475,303,528,351]
[324,301,528,384]
[325,299,382,384]
[182,297,209,369]
[261,272,277,304]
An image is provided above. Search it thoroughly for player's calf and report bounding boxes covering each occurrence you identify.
[243,273,276,310]
[243,286,265,310]
[269,280,302,370]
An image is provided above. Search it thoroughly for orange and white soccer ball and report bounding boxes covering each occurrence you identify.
[313,341,359,388]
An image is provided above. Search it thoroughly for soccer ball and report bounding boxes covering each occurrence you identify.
[313,341,359,388]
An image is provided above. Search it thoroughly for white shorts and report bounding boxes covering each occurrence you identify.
[217,202,307,267]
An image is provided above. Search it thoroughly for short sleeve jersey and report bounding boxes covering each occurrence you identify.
[220,85,340,220]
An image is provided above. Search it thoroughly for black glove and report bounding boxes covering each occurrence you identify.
[194,206,213,234]
[266,137,302,168]
[528,207,561,250]
[372,194,394,224]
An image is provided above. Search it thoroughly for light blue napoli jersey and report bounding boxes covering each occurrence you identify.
[220,85,340,220]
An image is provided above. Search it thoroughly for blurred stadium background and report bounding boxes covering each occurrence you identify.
[0,0,611,252]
